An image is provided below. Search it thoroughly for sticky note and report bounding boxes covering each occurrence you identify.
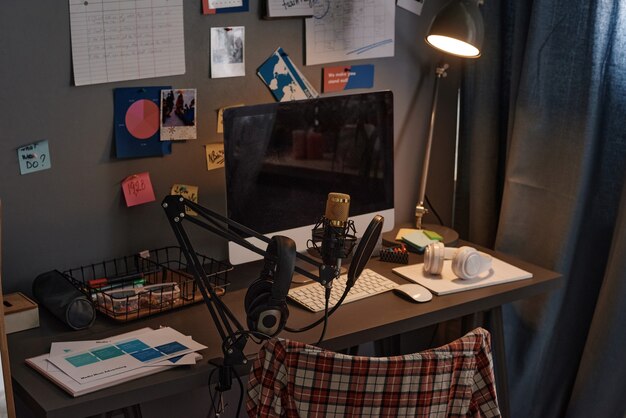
[205,143,225,170]
[17,140,51,175]
[171,184,199,216]
[401,230,438,252]
[423,230,443,241]
[217,104,244,133]
[122,172,156,207]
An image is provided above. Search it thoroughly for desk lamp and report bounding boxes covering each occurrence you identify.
[414,0,484,237]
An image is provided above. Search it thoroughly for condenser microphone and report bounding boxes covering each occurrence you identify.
[310,193,357,274]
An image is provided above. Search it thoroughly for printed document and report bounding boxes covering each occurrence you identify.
[305,0,395,65]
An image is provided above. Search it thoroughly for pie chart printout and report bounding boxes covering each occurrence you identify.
[125,99,160,140]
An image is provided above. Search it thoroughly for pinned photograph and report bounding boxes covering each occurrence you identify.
[160,89,197,140]
[210,27,245,78]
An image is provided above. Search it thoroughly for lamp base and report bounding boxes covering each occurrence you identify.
[382,222,459,248]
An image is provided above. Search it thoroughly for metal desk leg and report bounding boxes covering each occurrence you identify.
[489,306,511,418]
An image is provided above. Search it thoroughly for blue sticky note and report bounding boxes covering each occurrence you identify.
[17,140,51,175]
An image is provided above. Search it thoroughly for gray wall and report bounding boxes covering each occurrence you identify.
[0,1,459,294]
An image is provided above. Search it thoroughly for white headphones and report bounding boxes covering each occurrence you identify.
[424,242,493,280]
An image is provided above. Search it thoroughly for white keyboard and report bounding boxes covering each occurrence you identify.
[288,269,399,313]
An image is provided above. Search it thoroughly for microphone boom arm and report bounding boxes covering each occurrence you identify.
[161,195,336,369]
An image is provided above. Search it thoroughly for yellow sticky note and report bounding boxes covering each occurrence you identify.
[217,104,244,133]
[205,143,225,171]
[171,184,199,216]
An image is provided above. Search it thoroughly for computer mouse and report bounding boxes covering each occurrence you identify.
[393,283,433,303]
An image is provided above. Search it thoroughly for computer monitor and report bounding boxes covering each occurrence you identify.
[223,90,394,265]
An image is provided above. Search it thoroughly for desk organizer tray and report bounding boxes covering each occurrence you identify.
[63,247,232,322]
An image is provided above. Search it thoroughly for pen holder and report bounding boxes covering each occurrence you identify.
[32,270,96,330]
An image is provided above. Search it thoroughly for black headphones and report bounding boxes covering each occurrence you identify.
[244,235,296,337]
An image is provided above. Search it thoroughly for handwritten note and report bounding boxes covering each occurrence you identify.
[266,0,314,18]
[17,140,51,175]
[170,184,199,216]
[205,143,225,171]
[122,173,156,207]
[69,0,186,86]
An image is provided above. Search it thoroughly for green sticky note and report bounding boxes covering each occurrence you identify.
[423,230,443,241]
[402,230,437,249]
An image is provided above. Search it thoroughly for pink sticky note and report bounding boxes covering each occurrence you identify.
[122,172,156,207]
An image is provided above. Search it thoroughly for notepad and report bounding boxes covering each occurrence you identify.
[396,229,440,252]
[392,257,533,295]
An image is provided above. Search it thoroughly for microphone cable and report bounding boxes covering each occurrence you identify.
[284,278,354,334]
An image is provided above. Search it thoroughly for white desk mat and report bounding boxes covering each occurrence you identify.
[392,257,533,295]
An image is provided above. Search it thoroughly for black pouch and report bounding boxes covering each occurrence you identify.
[32,270,96,330]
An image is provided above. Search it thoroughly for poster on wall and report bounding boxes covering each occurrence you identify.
[114,87,172,158]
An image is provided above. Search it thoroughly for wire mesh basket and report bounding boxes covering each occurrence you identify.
[63,247,232,322]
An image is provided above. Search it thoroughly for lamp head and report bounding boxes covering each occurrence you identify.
[425,0,484,58]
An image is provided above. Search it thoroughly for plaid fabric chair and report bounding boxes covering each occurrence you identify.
[246,327,500,418]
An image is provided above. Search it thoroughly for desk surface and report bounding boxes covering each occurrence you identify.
[9,248,561,418]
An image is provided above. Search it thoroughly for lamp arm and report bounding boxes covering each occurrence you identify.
[416,63,449,229]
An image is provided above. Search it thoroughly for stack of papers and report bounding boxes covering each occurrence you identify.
[396,228,442,253]
[26,327,205,397]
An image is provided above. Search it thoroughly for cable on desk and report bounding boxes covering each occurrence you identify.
[315,290,331,345]
[284,281,352,334]
[206,365,244,418]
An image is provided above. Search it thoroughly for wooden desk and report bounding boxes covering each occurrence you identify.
[9,249,561,418]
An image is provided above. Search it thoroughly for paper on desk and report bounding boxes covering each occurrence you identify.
[49,336,199,367]
[305,1,395,65]
[69,0,185,86]
[47,327,206,385]
[27,328,202,397]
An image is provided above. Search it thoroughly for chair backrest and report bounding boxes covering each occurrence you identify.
[246,327,500,418]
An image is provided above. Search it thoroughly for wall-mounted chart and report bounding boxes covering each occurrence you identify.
[114,87,172,159]
[125,100,160,140]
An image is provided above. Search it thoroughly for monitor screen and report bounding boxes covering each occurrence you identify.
[223,91,394,264]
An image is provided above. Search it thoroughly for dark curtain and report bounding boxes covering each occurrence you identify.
[456,1,626,417]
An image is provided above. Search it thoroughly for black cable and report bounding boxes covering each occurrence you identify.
[207,368,219,418]
[284,283,353,333]
[233,367,244,418]
[425,194,444,226]
[315,290,331,345]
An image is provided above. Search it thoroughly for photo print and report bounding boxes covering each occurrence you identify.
[160,88,197,140]
[210,26,245,78]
